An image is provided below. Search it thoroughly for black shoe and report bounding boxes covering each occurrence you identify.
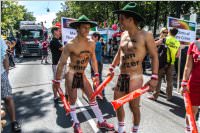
[11,121,21,132]
[54,97,60,104]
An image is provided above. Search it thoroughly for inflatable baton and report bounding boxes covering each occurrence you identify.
[90,73,114,100]
[183,91,199,133]
[111,84,149,111]
[57,87,71,115]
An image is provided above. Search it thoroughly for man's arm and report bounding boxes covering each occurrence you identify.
[145,32,159,91]
[146,32,159,75]
[91,42,99,74]
[111,46,121,67]
[55,45,70,80]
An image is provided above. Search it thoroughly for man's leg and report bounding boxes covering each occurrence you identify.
[129,77,143,133]
[52,65,59,102]
[114,90,126,133]
[66,72,82,132]
[166,65,174,100]
[98,62,104,97]
[82,75,114,130]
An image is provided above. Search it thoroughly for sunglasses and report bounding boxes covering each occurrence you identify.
[162,32,168,34]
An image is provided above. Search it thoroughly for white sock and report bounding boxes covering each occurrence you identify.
[90,101,104,123]
[185,125,190,133]
[132,125,139,133]
[118,121,125,133]
[70,104,79,124]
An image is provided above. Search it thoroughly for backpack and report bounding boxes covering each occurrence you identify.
[157,38,172,69]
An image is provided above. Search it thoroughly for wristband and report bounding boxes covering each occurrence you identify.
[151,74,158,80]
[109,65,115,72]
[94,73,99,77]
[52,80,61,84]
[181,80,188,87]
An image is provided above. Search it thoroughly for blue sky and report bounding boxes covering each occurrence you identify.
[18,1,65,28]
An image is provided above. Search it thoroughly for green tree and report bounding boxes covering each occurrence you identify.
[1,1,36,33]
[55,1,200,31]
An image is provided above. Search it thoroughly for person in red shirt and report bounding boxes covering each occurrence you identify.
[41,40,49,64]
[181,39,200,133]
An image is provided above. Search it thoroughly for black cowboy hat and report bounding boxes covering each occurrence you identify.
[113,2,144,22]
[69,15,97,29]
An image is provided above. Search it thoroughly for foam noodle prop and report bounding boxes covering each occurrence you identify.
[90,73,114,100]
[57,88,71,115]
[111,85,149,111]
[183,91,199,133]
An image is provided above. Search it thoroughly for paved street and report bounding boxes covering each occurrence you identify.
[2,57,199,133]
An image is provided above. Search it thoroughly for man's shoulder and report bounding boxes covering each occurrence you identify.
[142,30,153,37]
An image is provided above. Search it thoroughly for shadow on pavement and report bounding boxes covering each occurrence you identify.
[3,89,52,133]
[154,94,185,118]
[55,104,72,128]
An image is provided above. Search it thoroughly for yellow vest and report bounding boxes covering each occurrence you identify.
[165,36,180,65]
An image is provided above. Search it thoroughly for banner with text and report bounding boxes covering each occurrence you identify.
[61,17,77,45]
[167,17,197,45]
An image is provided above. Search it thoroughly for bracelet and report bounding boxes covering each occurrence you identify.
[52,80,61,84]
[181,80,188,87]
[109,65,115,72]
[151,74,158,80]
[94,73,99,77]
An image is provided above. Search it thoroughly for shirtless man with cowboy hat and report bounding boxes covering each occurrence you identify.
[109,2,159,133]
[53,15,114,133]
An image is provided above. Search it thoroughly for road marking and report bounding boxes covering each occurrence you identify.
[76,99,99,133]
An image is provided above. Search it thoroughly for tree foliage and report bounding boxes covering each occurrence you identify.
[55,1,200,29]
[1,1,36,32]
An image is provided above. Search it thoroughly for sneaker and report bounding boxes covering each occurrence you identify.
[73,123,83,133]
[97,120,114,131]
[11,120,21,132]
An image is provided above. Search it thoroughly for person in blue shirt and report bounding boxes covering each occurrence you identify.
[91,32,104,98]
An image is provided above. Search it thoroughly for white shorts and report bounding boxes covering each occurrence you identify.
[52,65,66,79]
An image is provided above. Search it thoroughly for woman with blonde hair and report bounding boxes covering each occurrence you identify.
[159,27,168,39]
